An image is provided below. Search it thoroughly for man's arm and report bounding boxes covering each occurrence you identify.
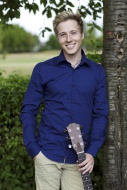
[78,65,109,173]
[20,64,44,158]
[86,65,109,157]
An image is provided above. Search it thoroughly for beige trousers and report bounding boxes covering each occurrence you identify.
[34,151,84,190]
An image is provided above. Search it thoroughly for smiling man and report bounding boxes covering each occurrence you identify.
[20,11,109,190]
[56,18,84,66]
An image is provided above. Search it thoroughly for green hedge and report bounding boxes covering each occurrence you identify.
[0,71,103,190]
[0,74,35,190]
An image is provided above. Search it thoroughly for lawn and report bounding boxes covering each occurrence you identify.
[0,50,59,77]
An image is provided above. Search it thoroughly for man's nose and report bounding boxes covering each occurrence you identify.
[66,34,72,42]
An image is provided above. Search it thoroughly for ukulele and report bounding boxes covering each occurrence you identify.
[66,123,94,190]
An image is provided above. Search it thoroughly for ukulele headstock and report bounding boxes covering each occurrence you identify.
[66,123,84,154]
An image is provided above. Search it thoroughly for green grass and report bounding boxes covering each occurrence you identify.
[0,50,59,77]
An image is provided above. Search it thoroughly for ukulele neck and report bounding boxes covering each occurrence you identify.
[78,151,86,163]
[78,152,93,190]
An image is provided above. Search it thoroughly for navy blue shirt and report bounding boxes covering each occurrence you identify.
[20,50,109,163]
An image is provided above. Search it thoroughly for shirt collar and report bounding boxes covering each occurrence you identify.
[55,49,91,66]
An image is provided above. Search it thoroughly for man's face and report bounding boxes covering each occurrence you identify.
[56,19,84,58]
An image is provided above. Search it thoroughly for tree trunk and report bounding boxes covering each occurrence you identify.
[102,0,127,189]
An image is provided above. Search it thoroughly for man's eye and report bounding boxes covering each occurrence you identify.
[71,31,77,35]
[60,33,66,37]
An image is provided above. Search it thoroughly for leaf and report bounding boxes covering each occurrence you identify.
[45,27,52,32]
[87,23,94,27]
[5,165,11,173]
[94,22,102,31]
[49,0,57,6]
[15,10,20,19]
[47,7,52,18]
[40,0,47,7]
[95,2,102,8]
[57,0,64,7]
[32,3,39,14]
[41,29,46,37]
[59,5,66,12]
[21,164,26,170]
[67,0,74,7]
[86,9,92,15]
[42,7,47,15]
[90,39,95,46]
[88,26,94,33]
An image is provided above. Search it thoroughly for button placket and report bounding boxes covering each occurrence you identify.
[70,70,76,119]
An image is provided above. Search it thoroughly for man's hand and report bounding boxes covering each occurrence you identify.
[77,153,94,175]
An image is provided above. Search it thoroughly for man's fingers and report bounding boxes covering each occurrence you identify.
[81,164,94,175]
[89,165,94,173]
[78,160,87,167]
[78,162,93,171]
[77,153,94,174]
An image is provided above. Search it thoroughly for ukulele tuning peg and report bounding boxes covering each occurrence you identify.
[80,125,83,129]
[64,129,68,133]
[76,126,80,130]
[68,144,72,148]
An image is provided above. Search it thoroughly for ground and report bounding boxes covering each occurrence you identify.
[0,50,59,77]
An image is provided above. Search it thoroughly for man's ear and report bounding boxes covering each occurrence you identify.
[56,35,60,43]
[82,32,85,39]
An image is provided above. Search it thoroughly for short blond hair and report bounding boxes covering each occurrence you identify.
[53,11,84,35]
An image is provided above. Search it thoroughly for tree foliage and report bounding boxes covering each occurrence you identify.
[0,0,103,36]
[82,22,103,51]
[0,24,40,53]
[0,74,35,190]
[45,34,60,50]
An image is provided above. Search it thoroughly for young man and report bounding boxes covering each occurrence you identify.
[20,11,109,190]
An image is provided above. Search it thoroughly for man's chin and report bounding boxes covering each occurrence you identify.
[64,49,76,55]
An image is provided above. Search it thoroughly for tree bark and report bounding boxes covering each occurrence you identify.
[102,0,127,189]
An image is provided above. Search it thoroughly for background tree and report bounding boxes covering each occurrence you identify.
[0,24,40,53]
[82,23,103,52]
[102,0,127,189]
[42,34,60,50]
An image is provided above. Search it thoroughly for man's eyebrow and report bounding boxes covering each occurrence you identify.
[59,30,77,35]
[59,32,66,34]
[70,30,77,32]
[59,32,66,35]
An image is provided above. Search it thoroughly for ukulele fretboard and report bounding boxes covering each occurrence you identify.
[78,152,93,190]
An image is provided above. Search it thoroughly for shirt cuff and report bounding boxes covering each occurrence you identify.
[85,144,99,158]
